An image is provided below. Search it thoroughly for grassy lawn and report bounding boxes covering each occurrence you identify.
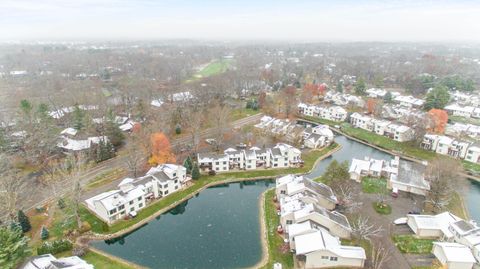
[229,108,259,121]
[446,192,468,219]
[261,189,294,269]
[462,160,480,175]
[393,235,434,254]
[361,177,387,193]
[450,115,480,125]
[80,143,339,234]
[186,59,233,82]
[82,251,135,269]
[50,201,107,238]
[373,202,392,215]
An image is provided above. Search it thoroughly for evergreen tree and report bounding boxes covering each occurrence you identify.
[336,81,343,93]
[17,210,31,233]
[175,126,182,135]
[354,78,366,95]
[183,156,193,174]
[105,111,125,147]
[383,91,393,103]
[72,105,85,131]
[0,226,30,269]
[191,163,200,180]
[40,226,49,240]
[425,85,450,110]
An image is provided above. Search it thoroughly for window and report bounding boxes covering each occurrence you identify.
[138,197,142,201]
[216,161,219,165]
[175,186,178,190]
[286,220,293,224]
[330,257,338,261]
[173,173,176,177]
[223,161,227,164]
[130,207,134,212]
[174,180,178,184]
[118,205,125,210]
[164,191,169,195]
[109,209,117,215]
[163,184,168,188]
[129,201,134,205]
[280,190,286,194]
[138,203,143,208]
[274,164,278,167]
[120,211,125,215]
[321,256,329,260]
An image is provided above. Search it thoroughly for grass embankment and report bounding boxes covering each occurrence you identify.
[450,115,480,126]
[393,235,433,254]
[81,143,339,234]
[85,168,126,190]
[82,251,135,269]
[300,116,480,173]
[261,189,294,269]
[361,177,387,194]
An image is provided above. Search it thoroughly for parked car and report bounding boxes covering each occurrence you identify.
[236,143,247,149]
[205,138,217,145]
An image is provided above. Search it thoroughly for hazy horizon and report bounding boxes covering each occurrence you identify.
[1,0,480,42]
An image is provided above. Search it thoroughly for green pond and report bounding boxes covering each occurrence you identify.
[92,180,274,269]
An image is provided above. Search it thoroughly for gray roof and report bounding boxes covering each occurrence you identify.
[303,179,336,203]
[395,160,429,189]
[453,220,476,233]
[313,204,350,229]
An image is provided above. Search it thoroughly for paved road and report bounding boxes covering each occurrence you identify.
[14,113,264,215]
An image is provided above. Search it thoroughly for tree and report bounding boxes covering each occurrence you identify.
[282,85,297,118]
[354,77,366,95]
[72,105,85,131]
[175,125,182,135]
[209,101,231,149]
[0,226,30,269]
[370,241,392,269]
[19,99,33,124]
[0,156,25,220]
[258,91,267,108]
[183,156,193,174]
[321,160,350,187]
[191,163,200,180]
[351,216,384,242]
[424,85,450,110]
[17,210,31,233]
[40,226,49,240]
[383,91,392,103]
[104,119,125,147]
[426,157,462,212]
[149,132,176,165]
[366,98,377,114]
[428,109,448,134]
[336,81,343,93]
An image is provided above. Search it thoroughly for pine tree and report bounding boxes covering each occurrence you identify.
[191,163,200,180]
[73,105,85,131]
[17,210,31,233]
[183,156,193,174]
[355,78,366,95]
[0,226,30,269]
[175,126,181,135]
[384,91,393,103]
[336,81,343,93]
[40,226,49,240]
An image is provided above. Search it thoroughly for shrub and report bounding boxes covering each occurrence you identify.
[57,199,66,209]
[175,126,181,135]
[17,210,31,233]
[37,239,73,255]
[72,246,88,257]
[79,221,92,234]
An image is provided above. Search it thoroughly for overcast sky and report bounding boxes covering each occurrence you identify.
[1,0,480,42]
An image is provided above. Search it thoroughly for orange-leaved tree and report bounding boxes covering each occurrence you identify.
[149,132,176,165]
[366,98,378,114]
[428,109,448,134]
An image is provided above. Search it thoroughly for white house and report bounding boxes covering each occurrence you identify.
[224,148,245,169]
[294,229,366,269]
[366,88,387,98]
[350,113,374,132]
[388,159,430,196]
[445,104,475,118]
[394,95,425,108]
[348,157,395,182]
[276,175,338,210]
[465,145,480,164]
[57,136,109,152]
[298,103,347,122]
[432,242,476,269]
[303,125,334,149]
[21,254,94,269]
[385,124,414,142]
[86,164,187,224]
[197,153,230,172]
[407,212,461,239]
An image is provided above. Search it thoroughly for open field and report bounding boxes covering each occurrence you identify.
[187,59,233,82]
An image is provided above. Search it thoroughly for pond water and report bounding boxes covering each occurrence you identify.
[93,128,480,268]
[92,180,273,269]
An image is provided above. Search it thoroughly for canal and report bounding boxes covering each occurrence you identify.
[93,133,480,268]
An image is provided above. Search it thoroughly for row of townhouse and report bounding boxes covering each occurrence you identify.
[298,103,348,122]
[393,94,425,108]
[302,125,334,149]
[422,134,480,163]
[324,91,365,107]
[275,175,366,269]
[349,156,430,196]
[198,143,302,172]
[86,164,188,224]
[381,104,426,124]
[451,90,480,107]
[445,103,480,118]
[350,112,414,142]
[446,122,480,139]
[406,212,480,268]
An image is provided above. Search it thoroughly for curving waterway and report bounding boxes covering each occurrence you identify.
[92,134,480,268]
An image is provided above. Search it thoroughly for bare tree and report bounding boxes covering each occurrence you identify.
[0,156,26,221]
[370,241,392,269]
[426,157,462,212]
[209,101,231,150]
[124,136,146,178]
[62,153,88,229]
[351,216,384,242]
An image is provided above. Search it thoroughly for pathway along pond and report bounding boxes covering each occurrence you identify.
[93,135,480,269]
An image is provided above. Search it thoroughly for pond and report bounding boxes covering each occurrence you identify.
[92,180,273,269]
[93,131,480,268]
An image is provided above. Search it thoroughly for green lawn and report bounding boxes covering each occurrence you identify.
[361,177,387,193]
[80,143,339,234]
[229,108,259,121]
[82,251,135,269]
[450,115,480,125]
[187,59,233,82]
[373,202,392,215]
[85,168,126,190]
[462,160,480,175]
[261,189,294,269]
[393,235,434,254]
[50,201,107,238]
